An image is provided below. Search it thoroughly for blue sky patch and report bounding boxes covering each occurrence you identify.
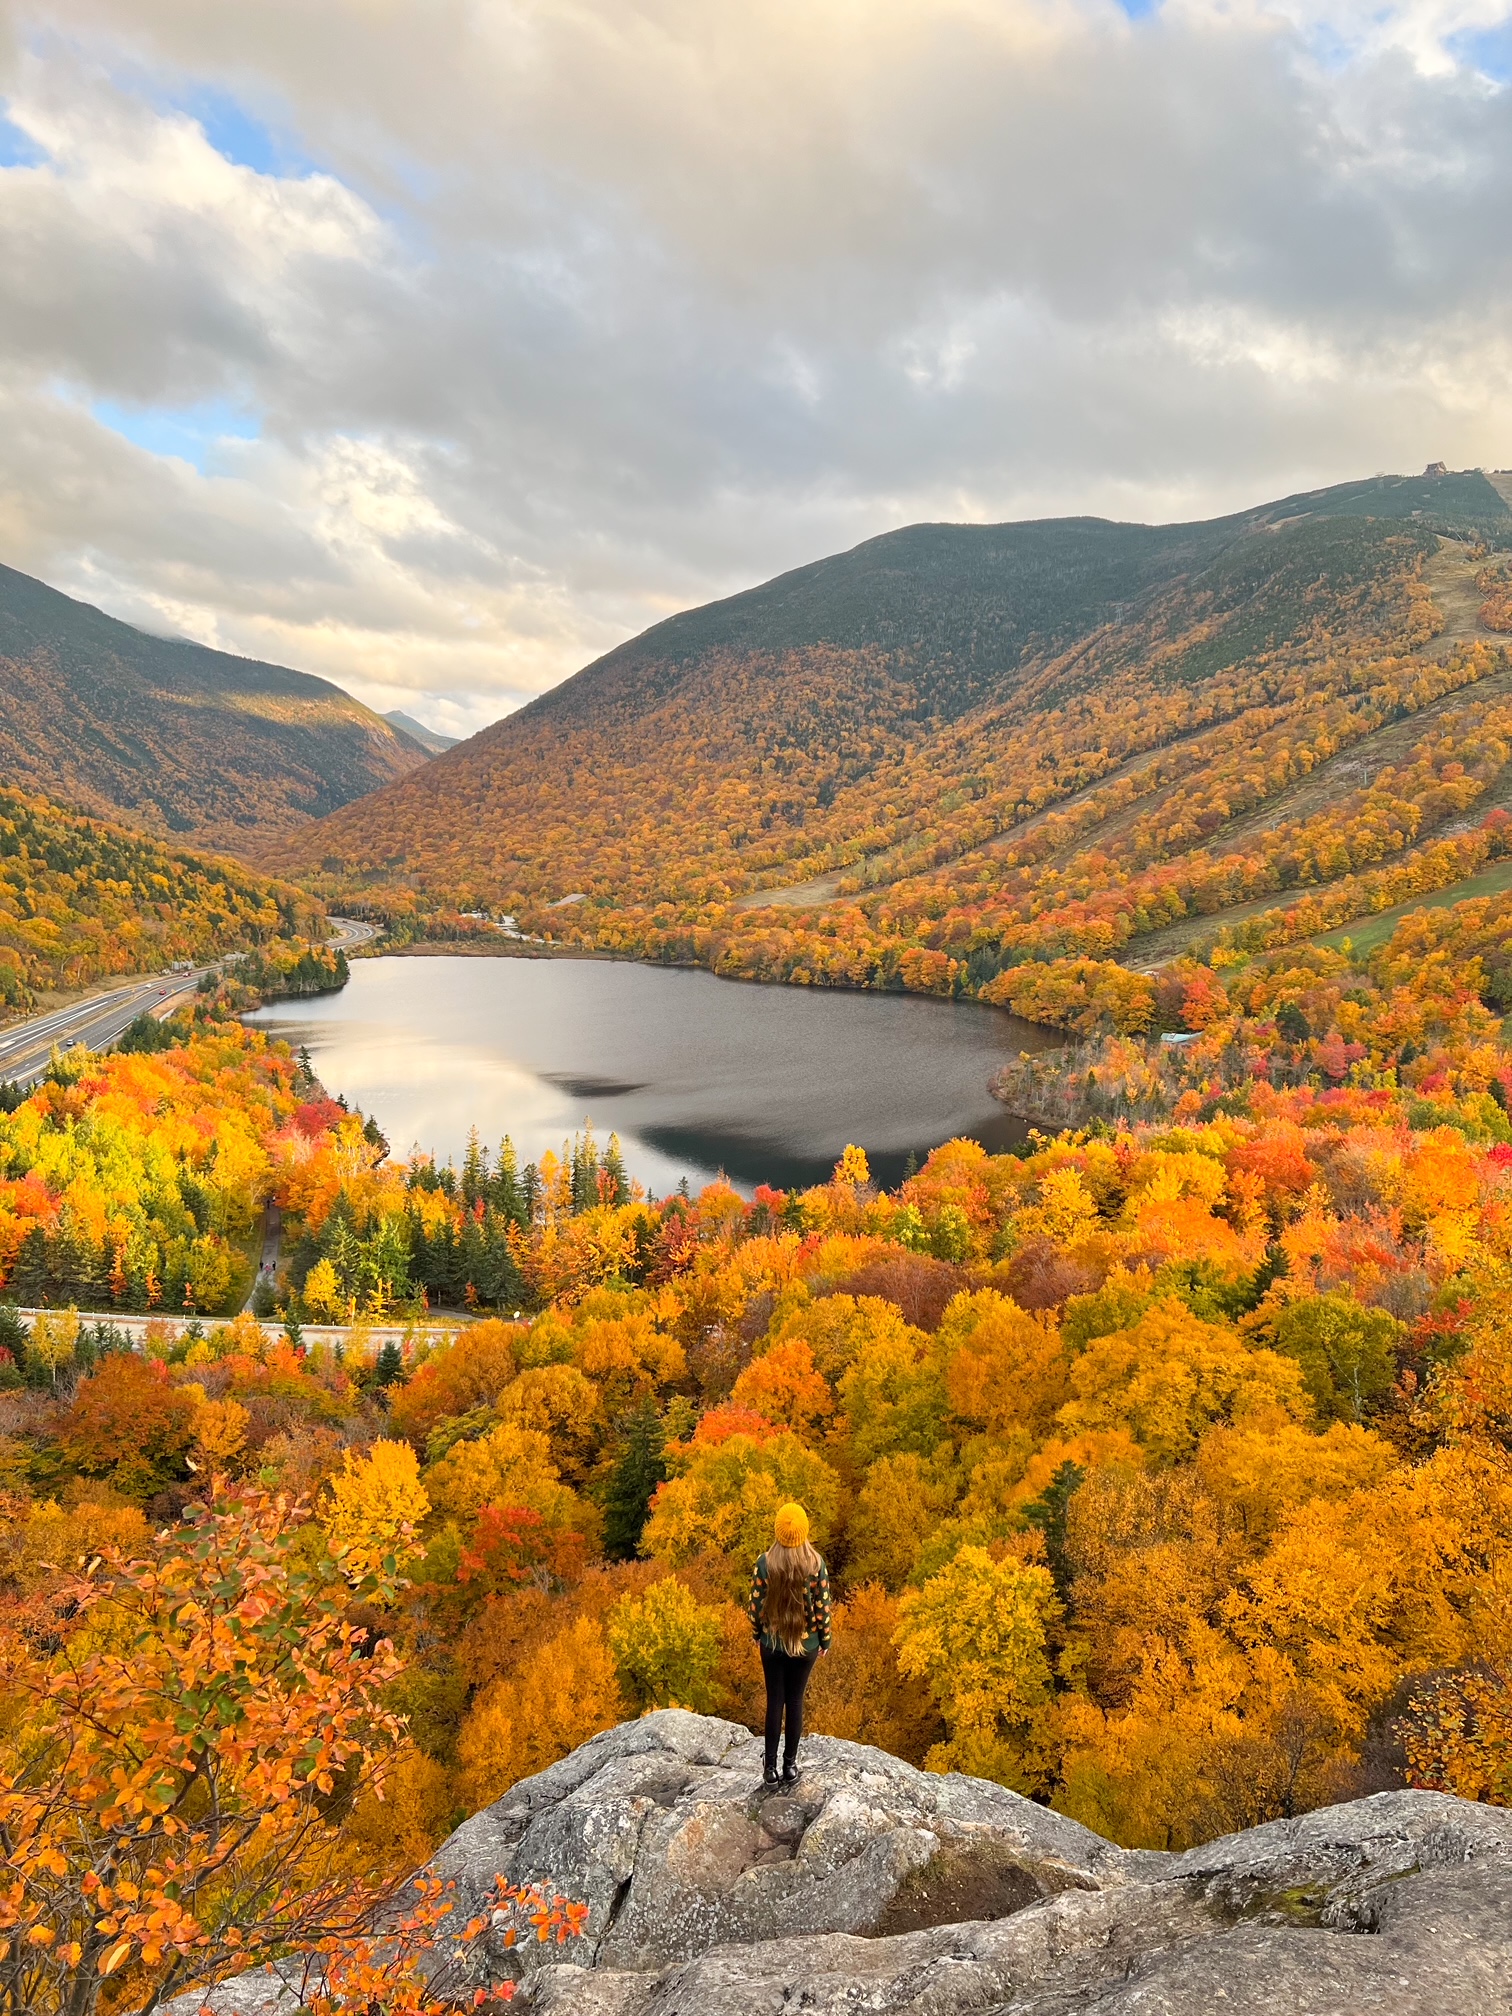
[0,108,46,168]
[1450,22,1512,82]
[176,84,321,179]
[90,397,261,473]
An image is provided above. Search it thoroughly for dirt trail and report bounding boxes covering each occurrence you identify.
[1412,538,1503,656]
[1204,660,1512,859]
[731,869,846,912]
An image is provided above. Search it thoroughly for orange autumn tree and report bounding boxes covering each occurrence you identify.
[0,1484,581,2016]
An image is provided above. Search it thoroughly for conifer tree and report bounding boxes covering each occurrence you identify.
[601,1402,668,1560]
[11,1226,47,1306]
[570,1125,601,1214]
[0,1302,26,1372]
[492,1135,528,1227]
[461,1126,488,1207]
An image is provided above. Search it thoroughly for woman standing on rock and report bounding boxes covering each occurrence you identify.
[747,1501,832,1787]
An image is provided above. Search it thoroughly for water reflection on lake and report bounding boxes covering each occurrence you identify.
[246,954,1060,1195]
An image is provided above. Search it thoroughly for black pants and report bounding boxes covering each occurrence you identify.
[760,1642,819,1774]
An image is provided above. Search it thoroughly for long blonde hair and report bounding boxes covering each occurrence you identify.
[761,1539,820,1655]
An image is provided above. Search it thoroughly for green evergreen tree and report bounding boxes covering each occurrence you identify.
[570,1125,602,1214]
[461,1126,488,1207]
[1020,1460,1086,1604]
[11,1226,48,1305]
[0,1302,26,1379]
[374,1339,403,1387]
[492,1135,528,1227]
[601,1402,669,1560]
[604,1133,630,1207]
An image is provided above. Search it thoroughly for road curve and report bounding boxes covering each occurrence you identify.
[327,916,381,952]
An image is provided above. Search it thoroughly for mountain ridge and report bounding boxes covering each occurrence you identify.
[0,561,426,848]
[383,709,459,756]
[504,467,1506,723]
[259,467,1512,1002]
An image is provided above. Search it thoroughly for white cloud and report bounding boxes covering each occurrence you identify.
[0,0,1509,732]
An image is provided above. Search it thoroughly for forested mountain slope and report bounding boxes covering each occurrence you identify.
[0,786,327,1009]
[266,468,1512,1004]
[0,562,426,847]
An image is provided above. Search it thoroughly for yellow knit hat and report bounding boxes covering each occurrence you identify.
[773,1501,809,1549]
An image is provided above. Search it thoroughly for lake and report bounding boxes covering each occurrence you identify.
[247,954,1060,1195]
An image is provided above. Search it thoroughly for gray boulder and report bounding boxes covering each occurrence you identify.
[435,1710,1153,1982]
[173,1713,1512,2016]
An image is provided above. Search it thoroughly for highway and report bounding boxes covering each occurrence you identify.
[0,971,209,1088]
[0,915,379,1090]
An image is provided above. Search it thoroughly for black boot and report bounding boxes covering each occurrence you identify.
[762,1758,780,1788]
[780,1754,799,1787]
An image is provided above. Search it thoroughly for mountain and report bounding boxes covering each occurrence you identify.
[0,562,426,849]
[263,466,1512,995]
[383,710,459,755]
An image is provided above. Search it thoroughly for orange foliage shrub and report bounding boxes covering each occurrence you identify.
[388,1320,521,1447]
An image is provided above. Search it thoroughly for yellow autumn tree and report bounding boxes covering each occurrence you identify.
[1403,1665,1512,1805]
[28,1307,80,1388]
[894,1544,1061,1792]
[456,1614,625,1810]
[303,1256,345,1323]
[937,1289,1069,1439]
[837,1316,946,1466]
[495,1363,604,1485]
[607,1577,724,1711]
[423,1419,585,1530]
[322,1439,430,1581]
[1057,1300,1311,1463]
[846,1453,960,1590]
[190,1395,252,1476]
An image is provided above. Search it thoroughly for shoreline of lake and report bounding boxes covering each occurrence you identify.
[249,952,1061,1195]
[369,936,1068,1035]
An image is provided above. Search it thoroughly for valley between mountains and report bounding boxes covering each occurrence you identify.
[6,469,1512,2016]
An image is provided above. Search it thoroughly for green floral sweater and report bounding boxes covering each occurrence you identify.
[747,1552,833,1657]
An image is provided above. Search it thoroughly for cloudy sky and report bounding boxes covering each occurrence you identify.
[1,0,1510,735]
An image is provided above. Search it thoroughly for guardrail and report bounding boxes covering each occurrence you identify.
[7,1307,500,1355]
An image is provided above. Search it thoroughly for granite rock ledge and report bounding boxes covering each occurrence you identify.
[172,1709,1512,2016]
